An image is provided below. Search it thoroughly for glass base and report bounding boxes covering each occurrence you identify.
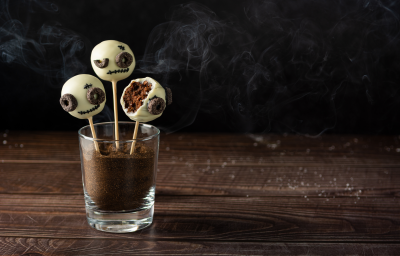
[86,204,154,233]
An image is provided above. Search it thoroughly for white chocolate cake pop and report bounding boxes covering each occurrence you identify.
[120,77,172,123]
[60,74,106,119]
[91,40,135,82]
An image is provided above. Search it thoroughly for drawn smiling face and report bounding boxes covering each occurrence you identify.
[60,74,106,119]
[91,40,135,82]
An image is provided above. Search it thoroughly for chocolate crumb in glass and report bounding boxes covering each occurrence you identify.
[123,81,152,113]
[82,142,155,211]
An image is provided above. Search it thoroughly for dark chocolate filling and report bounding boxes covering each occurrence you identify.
[107,68,129,75]
[123,81,152,114]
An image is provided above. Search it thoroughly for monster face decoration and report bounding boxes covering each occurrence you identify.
[91,40,135,82]
[60,74,106,119]
[120,77,172,123]
[91,40,136,146]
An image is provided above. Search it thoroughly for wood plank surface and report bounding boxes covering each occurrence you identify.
[0,194,399,241]
[1,238,399,256]
[1,163,399,197]
[2,132,400,166]
[1,131,400,255]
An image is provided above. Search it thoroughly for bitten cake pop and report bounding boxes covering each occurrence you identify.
[60,74,106,152]
[120,77,172,154]
[120,77,172,122]
[91,40,136,148]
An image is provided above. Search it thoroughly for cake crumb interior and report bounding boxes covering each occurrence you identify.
[123,81,152,113]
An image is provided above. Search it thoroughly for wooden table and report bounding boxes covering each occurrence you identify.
[1,131,399,255]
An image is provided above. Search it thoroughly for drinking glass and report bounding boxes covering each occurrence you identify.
[78,121,159,233]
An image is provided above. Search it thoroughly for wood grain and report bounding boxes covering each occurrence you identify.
[1,238,399,256]
[1,163,399,197]
[0,194,399,241]
[1,131,400,254]
[1,132,400,166]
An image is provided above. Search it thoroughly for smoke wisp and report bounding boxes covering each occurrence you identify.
[138,0,400,134]
[1,0,400,133]
[0,0,88,86]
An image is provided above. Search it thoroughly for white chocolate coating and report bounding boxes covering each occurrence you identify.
[91,40,135,82]
[120,77,166,123]
[61,74,106,119]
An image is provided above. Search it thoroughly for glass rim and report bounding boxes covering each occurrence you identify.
[78,121,160,143]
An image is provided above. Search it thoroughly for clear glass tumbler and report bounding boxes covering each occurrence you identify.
[78,121,160,233]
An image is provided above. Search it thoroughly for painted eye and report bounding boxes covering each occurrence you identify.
[93,58,109,68]
[60,94,77,112]
[87,87,105,105]
[165,87,173,105]
[147,96,166,115]
[115,52,133,68]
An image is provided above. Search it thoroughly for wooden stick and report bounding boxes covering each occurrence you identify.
[88,116,99,153]
[130,121,140,155]
[112,81,119,149]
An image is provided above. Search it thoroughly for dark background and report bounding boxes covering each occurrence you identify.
[1,0,400,134]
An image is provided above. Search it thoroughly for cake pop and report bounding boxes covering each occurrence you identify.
[60,74,106,152]
[120,77,172,122]
[91,40,135,82]
[120,77,172,154]
[91,40,136,147]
